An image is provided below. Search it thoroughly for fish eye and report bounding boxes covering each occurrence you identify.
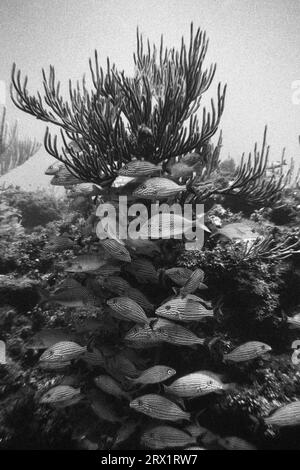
[261,344,266,350]
[208,380,213,385]
[137,399,143,407]
[165,305,171,311]
[167,369,173,375]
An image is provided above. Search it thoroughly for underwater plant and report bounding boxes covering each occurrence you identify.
[0,107,40,176]
[7,24,300,450]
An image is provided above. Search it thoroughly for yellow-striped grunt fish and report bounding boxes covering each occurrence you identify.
[125,287,154,313]
[180,268,206,296]
[81,348,106,367]
[164,371,233,398]
[45,162,64,175]
[223,341,272,363]
[125,238,161,256]
[40,385,82,408]
[264,401,300,427]
[88,389,123,423]
[94,375,131,400]
[156,296,213,322]
[65,254,106,273]
[128,365,176,385]
[97,276,131,295]
[165,267,193,286]
[130,394,190,421]
[100,239,131,262]
[38,282,95,308]
[50,168,82,186]
[118,160,162,177]
[26,328,75,350]
[125,258,158,284]
[218,436,257,450]
[153,318,205,347]
[139,212,209,239]
[141,425,196,449]
[107,296,150,324]
[133,177,186,200]
[39,341,86,365]
[124,324,162,348]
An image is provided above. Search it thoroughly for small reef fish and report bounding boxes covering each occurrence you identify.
[98,276,131,295]
[40,385,82,408]
[50,168,82,186]
[88,390,123,423]
[45,162,64,175]
[125,258,158,284]
[156,296,214,322]
[223,341,272,363]
[165,267,193,286]
[166,160,201,179]
[128,365,176,385]
[218,436,257,450]
[130,394,190,421]
[164,371,233,398]
[118,160,162,177]
[38,283,95,308]
[45,233,74,252]
[113,419,139,448]
[65,254,106,273]
[264,401,300,427]
[153,318,205,347]
[81,348,106,367]
[125,238,161,256]
[133,177,186,200]
[94,375,131,400]
[139,212,209,239]
[96,262,122,277]
[180,268,206,296]
[107,297,149,325]
[213,222,260,242]
[26,328,74,350]
[126,288,154,313]
[100,239,131,262]
[39,341,86,366]
[124,324,162,348]
[141,425,196,449]
[181,152,202,166]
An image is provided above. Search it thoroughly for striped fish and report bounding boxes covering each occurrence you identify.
[101,239,131,262]
[65,254,106,273]
[45,162,64,175]
[155,296,213,322]
[124,324,162,348]
[133,177,186,200]
[223,341,272,363]
[107,297,149,324]
[165,267,193,286]
[39,341,86,365]
[96,263,121,277]
[130,394,190,421]
[94,375,130,400]
[129,365,176,385]
[50,169,82,186]
[125,258,158,284]
[264,401,300,427]
[126,287,154,313]
[180,268,206,296]
[40,385,82,408]
[153,318,205,347]
[38,283,95,308]
[218,436,257,450]
[82,348,106,367]
[88,390,123,423]
[141,425,196,449]
[98,276,131,295]
[118,160,162,177]
[164,371,232,398]
[45,233,74,252]
[125,238,161,256]
[39,358,71,371]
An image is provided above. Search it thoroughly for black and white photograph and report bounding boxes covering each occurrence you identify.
[0,0,300,452]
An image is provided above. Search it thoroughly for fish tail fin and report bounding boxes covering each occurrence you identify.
[36,287,49,306]
[224,382,238,392]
